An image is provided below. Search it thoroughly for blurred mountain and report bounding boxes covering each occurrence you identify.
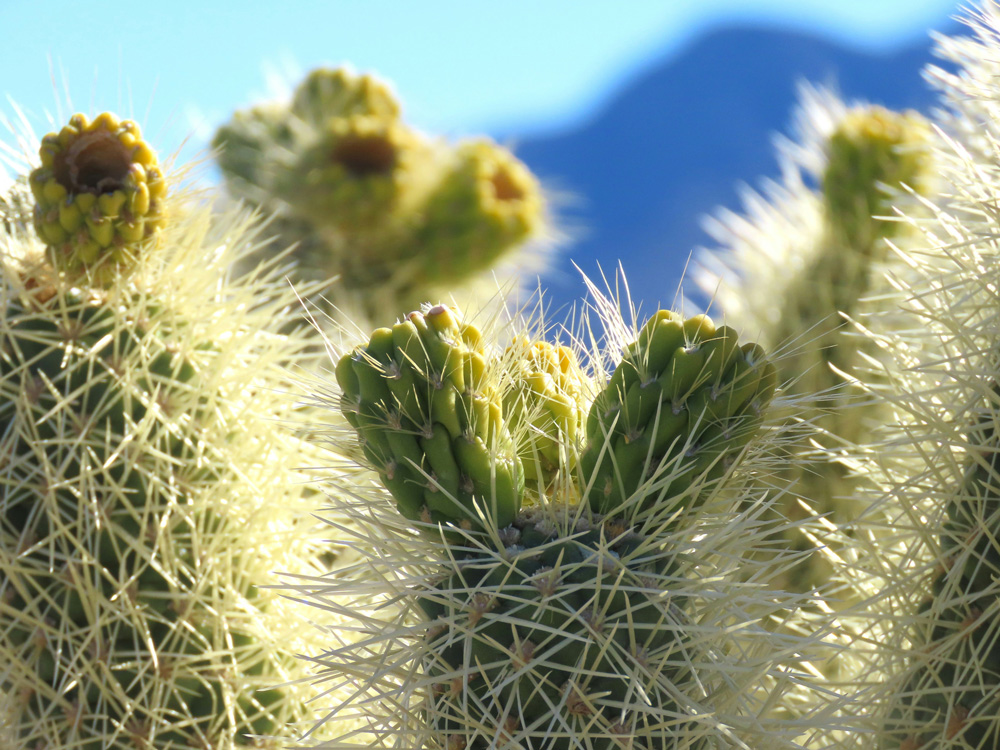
[514,22,960,316]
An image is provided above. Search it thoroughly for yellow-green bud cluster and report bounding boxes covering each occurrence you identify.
[582,311,777,516]
[28,112,167,284]
[290,66,400,124]
[336,304,523,534]
[407,139,544,287]
[278,115,420,231]
[503,337,588,488]
[214,67,547,322]
[822,105,932,248]
[882,384,1000,750]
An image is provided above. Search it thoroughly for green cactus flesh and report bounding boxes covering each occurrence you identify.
[28,112,167,284]
[582,311,776,517]
[337,304,523,535]
[503,337,587,489]
[0,286,284,747]
[418,507,699,750]
[882,383,1000,750]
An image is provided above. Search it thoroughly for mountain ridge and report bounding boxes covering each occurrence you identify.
[514,21,961,315]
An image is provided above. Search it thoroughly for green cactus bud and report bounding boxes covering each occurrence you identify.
[407,139,545,288]
[503,337,589,491]
[289,66,401,125]
[583,310,775,519]
[28,112,167,285]
[337,304,523,535]
[276,114,431,233]
[823,105,933,249]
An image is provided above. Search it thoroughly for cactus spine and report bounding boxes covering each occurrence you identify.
[0,113,345,748]
[297,294,839,750]
[214,67,550,325]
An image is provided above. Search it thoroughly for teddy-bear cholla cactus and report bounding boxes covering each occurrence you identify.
[336,304,522,534]
[301,297,836,750]
[832,6,1000,748]
[695,88,933,594]
[0,115,346,748]
[28,112,166,284]
[503,336,588,491]
[213,67,548,324]
[581,310,776,517]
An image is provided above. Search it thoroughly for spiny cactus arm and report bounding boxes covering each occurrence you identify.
[581,309,777,521]
[1,115,349,748]
[839,8,1000,744]
[297,287,840,750]
[336,303,523,536]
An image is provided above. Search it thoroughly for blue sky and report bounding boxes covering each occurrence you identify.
[0,0,960,160]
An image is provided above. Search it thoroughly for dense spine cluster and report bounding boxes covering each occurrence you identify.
[840,8,1000,748]
[419,508,696,750]
[695,90,934,594]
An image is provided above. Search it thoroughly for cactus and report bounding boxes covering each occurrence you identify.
[695,88,934,594]
[295,289,836,750]
[28,112,167,285]
[0,113,344,749]
[213,67,549,325]
[336,304,522,534]
[815,6,1000,748]
[581,310,777,518]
